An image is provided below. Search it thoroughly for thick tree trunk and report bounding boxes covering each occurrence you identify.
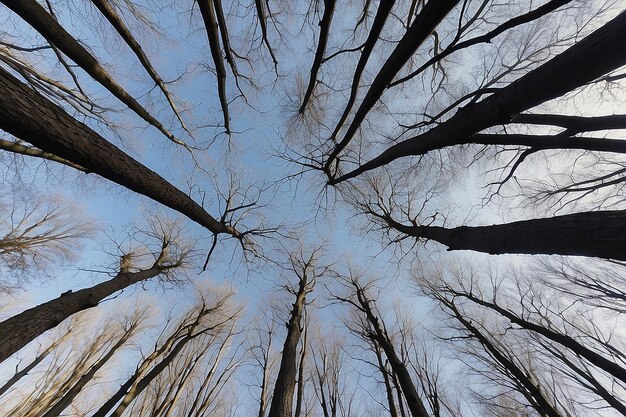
[267,279,308,417]
[390,0,574,87]
[387,210,626,260]
[333,10,626,183]
[293,320,307,417]
[2,0,181,145]
[0,265,162,363]
[0,67,237,237]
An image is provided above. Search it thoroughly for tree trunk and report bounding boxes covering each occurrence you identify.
[197,0,230,134]
[0,265,162,363]
[107,333,195,417]
[41,327,133,417]
[456,290,626,384]
[445,301,562,417]
[328,0,460,166]
[299,0,336,113]
[0,67,236,237]
[267,279,309,417]
[293,319,307,417]
[374,343,399,417]
[354,287,431,417]
[388,210,626,261]
[0,328,72,396]
[327,0,395,141]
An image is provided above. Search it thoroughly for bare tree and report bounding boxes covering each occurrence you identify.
[334,272,431,417]
[0,217,191,363]
[2,307,147,417]
[0,189,93,288]
[267,246,329,417]
[91,286,241,417]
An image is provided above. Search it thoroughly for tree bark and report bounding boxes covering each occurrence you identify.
[0,66,237,237]
[385,210,626,261]
[197,0,231,134]
[327,0,395,142]
[0,264,163,363]
[1,0,182,145]
[353,286,430,417]
[328,0,460,169]
[0,328,72,397]
[267,278,309,417]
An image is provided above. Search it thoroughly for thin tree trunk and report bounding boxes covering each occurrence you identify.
[455,290,626,384]
[445,301,562,417]
[107,333,196,417]
[197,0,231,134]
[0,66,238,237]
[327,0,395,142]
[374,344,399,417]
[327,0,460,169]
[353,286,430,417]
[93,302,220,417]
[0,328,72,397]
[40,327,134,417]
[299,0,336,113]
[89,0,189,132]
[254,0,278,68]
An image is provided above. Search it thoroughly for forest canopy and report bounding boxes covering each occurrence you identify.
[1,1,626,416]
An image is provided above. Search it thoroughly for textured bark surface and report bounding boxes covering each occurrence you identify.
[1,0,181,144]
[0,67,236,236]
[0,266,161,363]
[0,328,72,397]
[267,279,308,417]
[391,210,626,260]
[197,0,230,134]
